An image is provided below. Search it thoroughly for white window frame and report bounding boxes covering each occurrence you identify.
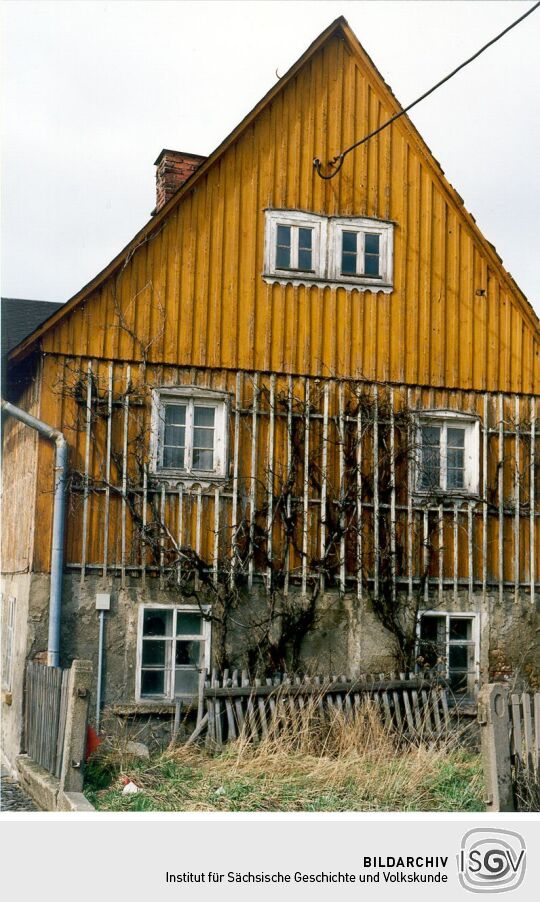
[135,603,211,702]
[328,216,394,288]
[263,209,393,292]
[264,209,326,281]
[415,410,480,496]
[416,610,480,699]
[150,386,229,480]
[2,595,16,693]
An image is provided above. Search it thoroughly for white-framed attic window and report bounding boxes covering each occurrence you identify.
[150,386,229,481]
[415,411,480,496]
[264,209,326,280]
[136,604,211,701]
[328,216,393,288]
[263,209,393,292]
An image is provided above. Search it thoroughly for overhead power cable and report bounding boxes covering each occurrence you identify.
[314,2,540,179]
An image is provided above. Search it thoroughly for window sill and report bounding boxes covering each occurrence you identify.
[111,701,197,715]
[413,489,480,504]
[150,470,228,488]
[262,273,393,294]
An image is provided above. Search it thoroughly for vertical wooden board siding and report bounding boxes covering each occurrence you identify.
[1,359,41,571]
[35,32,539,397]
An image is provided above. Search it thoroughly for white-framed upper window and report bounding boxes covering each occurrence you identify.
[263,209,393,292]
[150,387,228,479]
[328,217,393,287]
[136,604,211,701]
[416,611,479,699]
[415,411,480,495]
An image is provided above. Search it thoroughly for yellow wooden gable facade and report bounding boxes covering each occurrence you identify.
[3,18,539,709]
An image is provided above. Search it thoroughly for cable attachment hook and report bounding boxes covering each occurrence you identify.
[313,154,345,180]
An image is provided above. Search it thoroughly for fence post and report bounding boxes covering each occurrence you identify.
[478,683,514,812]
[59,659,93,794]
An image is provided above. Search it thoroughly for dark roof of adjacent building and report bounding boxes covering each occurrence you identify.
[1,297,64,390]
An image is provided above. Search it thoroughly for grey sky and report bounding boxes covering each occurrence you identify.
[1,0,539,315]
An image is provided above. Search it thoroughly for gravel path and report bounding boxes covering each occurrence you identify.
[1,774,38,812]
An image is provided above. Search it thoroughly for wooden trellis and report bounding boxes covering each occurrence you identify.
[64,363,538,604]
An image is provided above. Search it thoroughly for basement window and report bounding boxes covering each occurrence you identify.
[137,605,211,701]
[416,612,479,699]
[151,387,228,480]
[415,412,480,496]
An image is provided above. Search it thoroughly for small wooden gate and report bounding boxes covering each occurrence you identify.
[185,670,450,748]
[25,661,70,778]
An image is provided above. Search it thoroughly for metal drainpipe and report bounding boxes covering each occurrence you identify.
[1,398,67,667]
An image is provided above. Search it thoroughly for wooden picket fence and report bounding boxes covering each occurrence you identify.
[479,684,540,812]
[182,669,451,748]
[25,661,70,777]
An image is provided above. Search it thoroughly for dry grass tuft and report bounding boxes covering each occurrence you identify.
[86,698,483,812]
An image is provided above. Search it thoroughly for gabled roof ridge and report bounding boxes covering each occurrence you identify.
[9,15,539,362]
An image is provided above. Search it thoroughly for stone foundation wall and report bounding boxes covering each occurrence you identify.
[2,569,538,762]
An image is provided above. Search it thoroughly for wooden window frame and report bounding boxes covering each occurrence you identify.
[328,217,393,288]
[135,603,211,702]
[263,209,394,292]
[264,209,325,280]
[416,610,480,700]
[150,386,229,481]
[415,410,480,497]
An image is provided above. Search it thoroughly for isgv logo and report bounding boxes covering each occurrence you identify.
[458,829,526,893]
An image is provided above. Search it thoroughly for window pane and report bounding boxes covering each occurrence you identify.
[141,670,165,696]
[420,426,440,488]
[341,254,357,275]
[298,228,312,250]
[176,613,203,636]
[176,640,201,667]
[142,640,167,666]
[364,233,380,254]
[419,615,441,641]
[342,231,357,252]
[174,669,200,696]
[193,427,214,450]
[276,225,291,268]
[143,610,173,637]
[449,671,468,694]
[418,617,445,670]
[449,645,469,669]
[450,618,472,641]
[277,225,291,245]
[447,448,464,470]
[163,446,185,469]
[447,427,465,448]
[194,406,215,427]
[276,246,290,268]
[164,423,185,447]
[447,466,464,489]
[165,404,186,426]
[297,248,312,270]
[192,449,213,470]
[364,254,380,276]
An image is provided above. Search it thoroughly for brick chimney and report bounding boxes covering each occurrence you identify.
[153,149,206,215]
